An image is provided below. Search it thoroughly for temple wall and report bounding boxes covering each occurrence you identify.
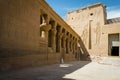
[66,3,120,57]
[0,0,80,71]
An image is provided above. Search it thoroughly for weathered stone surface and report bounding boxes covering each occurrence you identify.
[0,60,120,80]
[0,0,80,71]
[66,3,120,57]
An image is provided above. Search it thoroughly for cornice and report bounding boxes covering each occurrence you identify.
[38,0,80,38]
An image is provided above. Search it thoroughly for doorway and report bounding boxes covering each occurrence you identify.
[111,46,119,56]
[108,34,119,56]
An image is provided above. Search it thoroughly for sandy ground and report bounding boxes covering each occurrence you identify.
[0,57,120,80]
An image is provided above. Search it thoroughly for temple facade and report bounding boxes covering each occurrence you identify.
[1,0,120,71]
[66,3,120,58]
[0,0,83,71]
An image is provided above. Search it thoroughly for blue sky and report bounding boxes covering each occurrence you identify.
[46,0,120,20]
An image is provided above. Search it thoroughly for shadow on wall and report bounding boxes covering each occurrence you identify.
[78,37,91,61]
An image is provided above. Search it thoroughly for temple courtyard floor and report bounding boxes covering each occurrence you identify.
[0,57,120,80]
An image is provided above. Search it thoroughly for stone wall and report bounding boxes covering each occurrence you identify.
[66,3,120,57]
[0,0,80,71]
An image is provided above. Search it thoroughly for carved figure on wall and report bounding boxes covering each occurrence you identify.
[81,27,88,45]
[94,22,101,45]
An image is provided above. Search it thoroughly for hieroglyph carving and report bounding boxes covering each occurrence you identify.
[81,27,88,45]
[94,22,101,45]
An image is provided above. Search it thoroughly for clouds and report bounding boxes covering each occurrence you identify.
[107,6,120,19]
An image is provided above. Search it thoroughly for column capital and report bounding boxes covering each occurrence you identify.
[53,21,57,29]
[58,33,63,39]
[62,33,66,40]
[67,38,71,42]
[51,29,57,35]
[40,24,51,31]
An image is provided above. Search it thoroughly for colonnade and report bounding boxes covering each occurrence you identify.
[39,10,78,54]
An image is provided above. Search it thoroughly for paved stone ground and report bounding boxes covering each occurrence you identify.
[0,59,120,80]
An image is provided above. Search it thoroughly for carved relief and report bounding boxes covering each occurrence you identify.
[81,27,88,45]
[94,22,101,45]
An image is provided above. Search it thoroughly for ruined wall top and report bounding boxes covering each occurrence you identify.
[66,3,107,25]
[67,3,106,14]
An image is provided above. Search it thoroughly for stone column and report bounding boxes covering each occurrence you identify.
[76,39,78,59]
[69,39,72,52]
[73,40,75,54]
[63,33,66,52]
[60,33,66,62]
[66,37,68,53]
[41,14,50,26]
[73,40,75,53]
[51,29,57,52]
[75,39,77,53]
[40,24,51,42]
[46,15,50,25]
[71,37,73,53]
[67,37,70,53]
[71,39,74,53]
[40,14,51,41]
[58,32,63,52]
[76,39,78,52]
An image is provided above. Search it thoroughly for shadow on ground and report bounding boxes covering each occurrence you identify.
[0,61,91,80]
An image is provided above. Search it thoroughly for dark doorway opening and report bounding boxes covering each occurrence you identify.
[111,46,119,56]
